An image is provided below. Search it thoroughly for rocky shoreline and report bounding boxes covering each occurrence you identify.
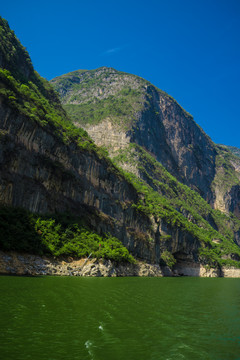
[1,251,240,277]
[0,251,164,277]
[174,261,240,278]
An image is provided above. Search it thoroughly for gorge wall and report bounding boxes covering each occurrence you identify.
[0,99,203,265]
[51,67,240,217]
[1,17,240,273]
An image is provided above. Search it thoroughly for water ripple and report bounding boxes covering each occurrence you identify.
[1,276,240,359]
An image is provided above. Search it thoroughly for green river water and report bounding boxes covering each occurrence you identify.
[0,276,240,360]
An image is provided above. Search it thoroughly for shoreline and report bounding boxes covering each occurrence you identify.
[1,251,240,278]
[0,251,163,277]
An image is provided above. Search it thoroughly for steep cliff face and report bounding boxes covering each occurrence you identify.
[0,99,206,265]
[51,67,240,217]
[0,99,150,260]
[211,146,240,216]
[1,17,240,271]
[51,68,215,198]
[130,85,216,202]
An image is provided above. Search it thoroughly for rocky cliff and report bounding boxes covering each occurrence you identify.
[1,97,212,266]
[1,17,240,273]
[51,68,240,217]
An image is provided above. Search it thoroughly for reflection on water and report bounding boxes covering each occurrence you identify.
[0,276,240,360]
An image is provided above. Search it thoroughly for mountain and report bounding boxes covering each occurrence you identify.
[1,16,240,275]
[51,68,240,218]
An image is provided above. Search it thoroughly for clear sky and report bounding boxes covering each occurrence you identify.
[1,0,240,148]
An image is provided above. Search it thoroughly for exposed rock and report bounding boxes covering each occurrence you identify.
[0,251,163,277]
[221,267,240,278]
[0,98,209,265]
[51,68,216,201]
[81,119,131,154]
[1,251,240,277]
[173,261,220,277]
[1,17,240,271]
[52,67,240,216]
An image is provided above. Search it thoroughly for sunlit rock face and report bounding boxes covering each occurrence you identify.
[1,14,240,270]
[52,66,240,216]
[0,100,205,264]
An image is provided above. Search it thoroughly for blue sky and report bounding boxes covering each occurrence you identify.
[1,0,240,148]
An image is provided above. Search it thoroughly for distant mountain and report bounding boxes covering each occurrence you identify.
[223,145,240,159]
[1,16,240,274]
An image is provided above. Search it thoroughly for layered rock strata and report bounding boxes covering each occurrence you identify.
[0,99,206,265]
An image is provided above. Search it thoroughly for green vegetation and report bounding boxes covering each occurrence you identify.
[64,87,143,128]
[0,20,113,160]
[161,251,176,268]
[1,16,240,270]
[0,206,135,263]
[0,18,135,265]
[0,68,91,145]
[221,144,240,159]
[51,67,149,129]
[51,66,198,135]
[51,67,145,99]
[114,144,240,230]
[113,144,240,268]
[51,69,88,92]
[129,172,240,267]
[0,17,62,105]
[0,17,33,82]
[212,146,240,192]
[0,17,111,157]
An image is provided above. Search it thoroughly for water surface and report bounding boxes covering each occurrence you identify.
[0,276,240,360]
